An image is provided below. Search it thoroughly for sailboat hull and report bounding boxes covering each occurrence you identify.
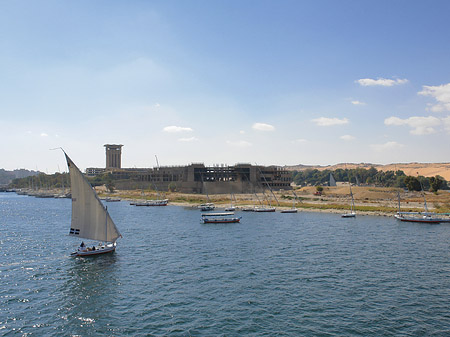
[280,209,298,213]
[394,214,441,223]
[71,243,116,257]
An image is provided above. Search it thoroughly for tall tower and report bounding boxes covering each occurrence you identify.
[104,144,123,169]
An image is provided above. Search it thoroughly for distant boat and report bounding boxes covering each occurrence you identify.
[280,208,298,213]
[201,212,241,224]
[199,203,215,211]
[224,192,236,211]
[64,151,122,257]
[394,191,442,223]
[254,206,276,212]
[135,199,168,206]
[341,183,356,218]
[104,197,121,202]
[281,191,298,213]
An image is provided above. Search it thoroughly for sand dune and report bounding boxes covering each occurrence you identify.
[286,163,450,181]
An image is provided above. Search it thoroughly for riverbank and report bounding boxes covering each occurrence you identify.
[97,185,450,217]
[9,185,450,216]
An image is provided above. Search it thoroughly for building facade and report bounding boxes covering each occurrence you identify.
[86,145,292,193]
[105,144,123,169]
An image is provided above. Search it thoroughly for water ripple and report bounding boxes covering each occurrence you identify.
[1,195,450,335]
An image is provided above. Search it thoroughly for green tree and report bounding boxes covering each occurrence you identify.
[429,175,443,192]
[405,176,421,191]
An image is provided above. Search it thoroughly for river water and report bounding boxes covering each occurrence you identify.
[1,192,450,336]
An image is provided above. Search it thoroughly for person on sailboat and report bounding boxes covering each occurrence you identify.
[79,241,87,252]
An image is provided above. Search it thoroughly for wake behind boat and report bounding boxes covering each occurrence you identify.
[64,151,122,257]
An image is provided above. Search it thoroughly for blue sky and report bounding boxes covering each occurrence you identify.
[1,0,450,172]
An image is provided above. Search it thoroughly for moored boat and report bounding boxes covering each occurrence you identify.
[394,212,441,224]
[201,212,241,223]
[135,199,168,206]
[254,207,276,212]
[199,202,215,211]
[280,208,298,213]
[394,181,442,224]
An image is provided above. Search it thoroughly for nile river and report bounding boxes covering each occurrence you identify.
[1,192,450,336]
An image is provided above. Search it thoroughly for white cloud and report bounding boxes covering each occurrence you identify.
[226,140,252,147]
[351,100,366,105]
[340,135,355,141]
[40,133,48,137]
[370,141,404,152]
[294,138,308,143]
[252,123,275,131]
[418,83,450,112]
[443,116,450,133]
[178,137,198,142]
[239,130,245,135]
[311,117,349,126]
[356,78,408,87]
[163,126,193,133]
[384,116,441,135]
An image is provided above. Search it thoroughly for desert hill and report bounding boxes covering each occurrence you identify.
[285,163,450,181]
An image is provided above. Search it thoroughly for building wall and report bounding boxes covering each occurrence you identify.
[93,163,292,194]
[104,144,123,169]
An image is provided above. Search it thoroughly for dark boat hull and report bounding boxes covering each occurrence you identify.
[202,217,241,224]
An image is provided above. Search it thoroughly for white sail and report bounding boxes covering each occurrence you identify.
[65,153,121,243]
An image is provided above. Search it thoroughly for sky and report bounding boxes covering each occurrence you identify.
[1,0,450,173]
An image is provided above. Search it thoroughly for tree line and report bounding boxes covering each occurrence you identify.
[292,167,449,192]
[8,172,116,191]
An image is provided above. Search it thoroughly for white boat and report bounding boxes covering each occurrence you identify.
[104,197,121,202]
[198,202,215,211]
[254,206,276,212]
[64,151,122,257]
[201,212,241,223]
[394,212,441,223]
[395,191,442,223]
[280,208,298,213]
[135,199,168,206]
[341,183,356,218]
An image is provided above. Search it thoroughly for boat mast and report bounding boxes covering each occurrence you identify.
[417,173,429,213]
[105,205,108,243]
[255,164,280,206]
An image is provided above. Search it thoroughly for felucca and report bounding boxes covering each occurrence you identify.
[64,151,122,256]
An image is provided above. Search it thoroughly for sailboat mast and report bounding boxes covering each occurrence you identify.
[105,206,108,243]
[417,173,429,213]
[255,164,280,206]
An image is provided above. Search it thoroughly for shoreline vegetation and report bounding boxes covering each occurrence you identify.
[9,185,450,216]
[99,185,450,217]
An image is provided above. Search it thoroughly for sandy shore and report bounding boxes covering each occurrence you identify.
[97,185,450,217]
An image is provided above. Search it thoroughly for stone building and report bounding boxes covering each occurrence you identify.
[86,145,292,193]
